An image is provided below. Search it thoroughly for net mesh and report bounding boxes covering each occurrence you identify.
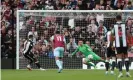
[18,11,133,69]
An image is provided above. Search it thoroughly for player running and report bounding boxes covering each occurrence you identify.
[72,39,104,68]
[22,35,45,71]
[51,30,66,73]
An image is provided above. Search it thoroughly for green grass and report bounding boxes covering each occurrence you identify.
[1,69,133,80]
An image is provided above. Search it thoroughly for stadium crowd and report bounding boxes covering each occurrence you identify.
[1,0,133,59]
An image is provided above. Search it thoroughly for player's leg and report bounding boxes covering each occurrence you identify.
[110,49,116,75]
[83,57,96,68]
[124,48,131,77]
[90,52,103,61]
[105,48,111,74]
[59,47,64,70]
[23,53,34,70]
[89,52,106,68]
[116,48,123,78]
[29,52,45,70]
[110,55,116,74]
[54,47,62,72]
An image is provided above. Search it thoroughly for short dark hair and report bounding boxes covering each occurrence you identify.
[78,38,84,42]
[128,1,132,5]
[95,0,100,5]
[116,15,122,21]
[28,35,33,39]
[55,30,60,34]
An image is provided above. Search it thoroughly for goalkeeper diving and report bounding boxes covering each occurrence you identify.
[72,39,105,68]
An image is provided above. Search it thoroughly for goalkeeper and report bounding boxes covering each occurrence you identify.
[72,39,104,67]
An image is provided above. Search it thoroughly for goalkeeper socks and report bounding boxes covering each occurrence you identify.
[35,62,41,68]
[60,61,63,69]
[105,60,109,71]
[111,61,116,71]
[117,59,122,72]
[56,60,61,69]
[125,58,129,72]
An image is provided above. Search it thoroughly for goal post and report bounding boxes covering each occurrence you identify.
[16,10,133,70]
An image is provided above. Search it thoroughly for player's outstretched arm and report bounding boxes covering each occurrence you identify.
[72,47,79,56]
[84,44,93,52]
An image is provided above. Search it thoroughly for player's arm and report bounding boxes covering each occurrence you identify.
[84,44,93,52]
[50,36,54,51]
[110,28,115,42]
[23,41,31,54]
[63,37,67,52]
[72,47,79,56]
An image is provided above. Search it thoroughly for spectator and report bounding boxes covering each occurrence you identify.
[93,2,100,10]
[124,1,133,10]
[77,0,86,10]
[85,41,90,46]
[45,2,54,10]
[90,44,95,51]
[126,19,133,32]
[67,38,77,51]
[2,6,12,22]
[97,20,107,38]
[114,2,123,10]
[85,26,96,43]
[33,40,44,55]
[28,27,38,44]
[87,19,98,33]
[4,29,12,45]
[43,29,50,41]
[72,26,82,44]
[1,21,7,36]
[63,28,72,44]
[4,45,15,58]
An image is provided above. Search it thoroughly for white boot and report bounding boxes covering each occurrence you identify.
[126,72,132,77]
[118,72,123,78]
[110,71,114,75]
[40,68,46,71]
[105,71,108,75]
[27,64,32,71]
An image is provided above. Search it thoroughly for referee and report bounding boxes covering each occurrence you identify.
[23,35,45,71]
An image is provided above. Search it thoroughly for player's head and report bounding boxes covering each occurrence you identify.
[99,20,104,26]
[28,35,33,40]
[55,30,60,34]
[116,15,122,21]
[127,1,132,8]
[78,39,83,46]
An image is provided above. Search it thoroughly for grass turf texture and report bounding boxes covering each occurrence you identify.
[1,69,133,80]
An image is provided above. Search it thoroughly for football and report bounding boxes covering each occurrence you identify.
[88,54,93,59]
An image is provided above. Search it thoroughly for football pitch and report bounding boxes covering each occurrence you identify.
[1,69,133,80]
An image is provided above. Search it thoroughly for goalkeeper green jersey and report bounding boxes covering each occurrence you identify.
[72,44,93,57]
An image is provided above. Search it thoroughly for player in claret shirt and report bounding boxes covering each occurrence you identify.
[51,30,66,73]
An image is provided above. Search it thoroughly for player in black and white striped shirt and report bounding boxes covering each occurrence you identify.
[111,15,131,78]
[23,35,45,71]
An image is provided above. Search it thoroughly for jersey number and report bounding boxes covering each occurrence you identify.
[57,36,62,41]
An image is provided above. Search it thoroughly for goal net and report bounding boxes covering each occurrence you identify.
[16,10,133,69]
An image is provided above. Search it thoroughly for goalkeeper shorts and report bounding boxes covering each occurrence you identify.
[86,52,101,61]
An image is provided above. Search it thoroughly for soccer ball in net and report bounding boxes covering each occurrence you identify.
[88,55,93,59]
